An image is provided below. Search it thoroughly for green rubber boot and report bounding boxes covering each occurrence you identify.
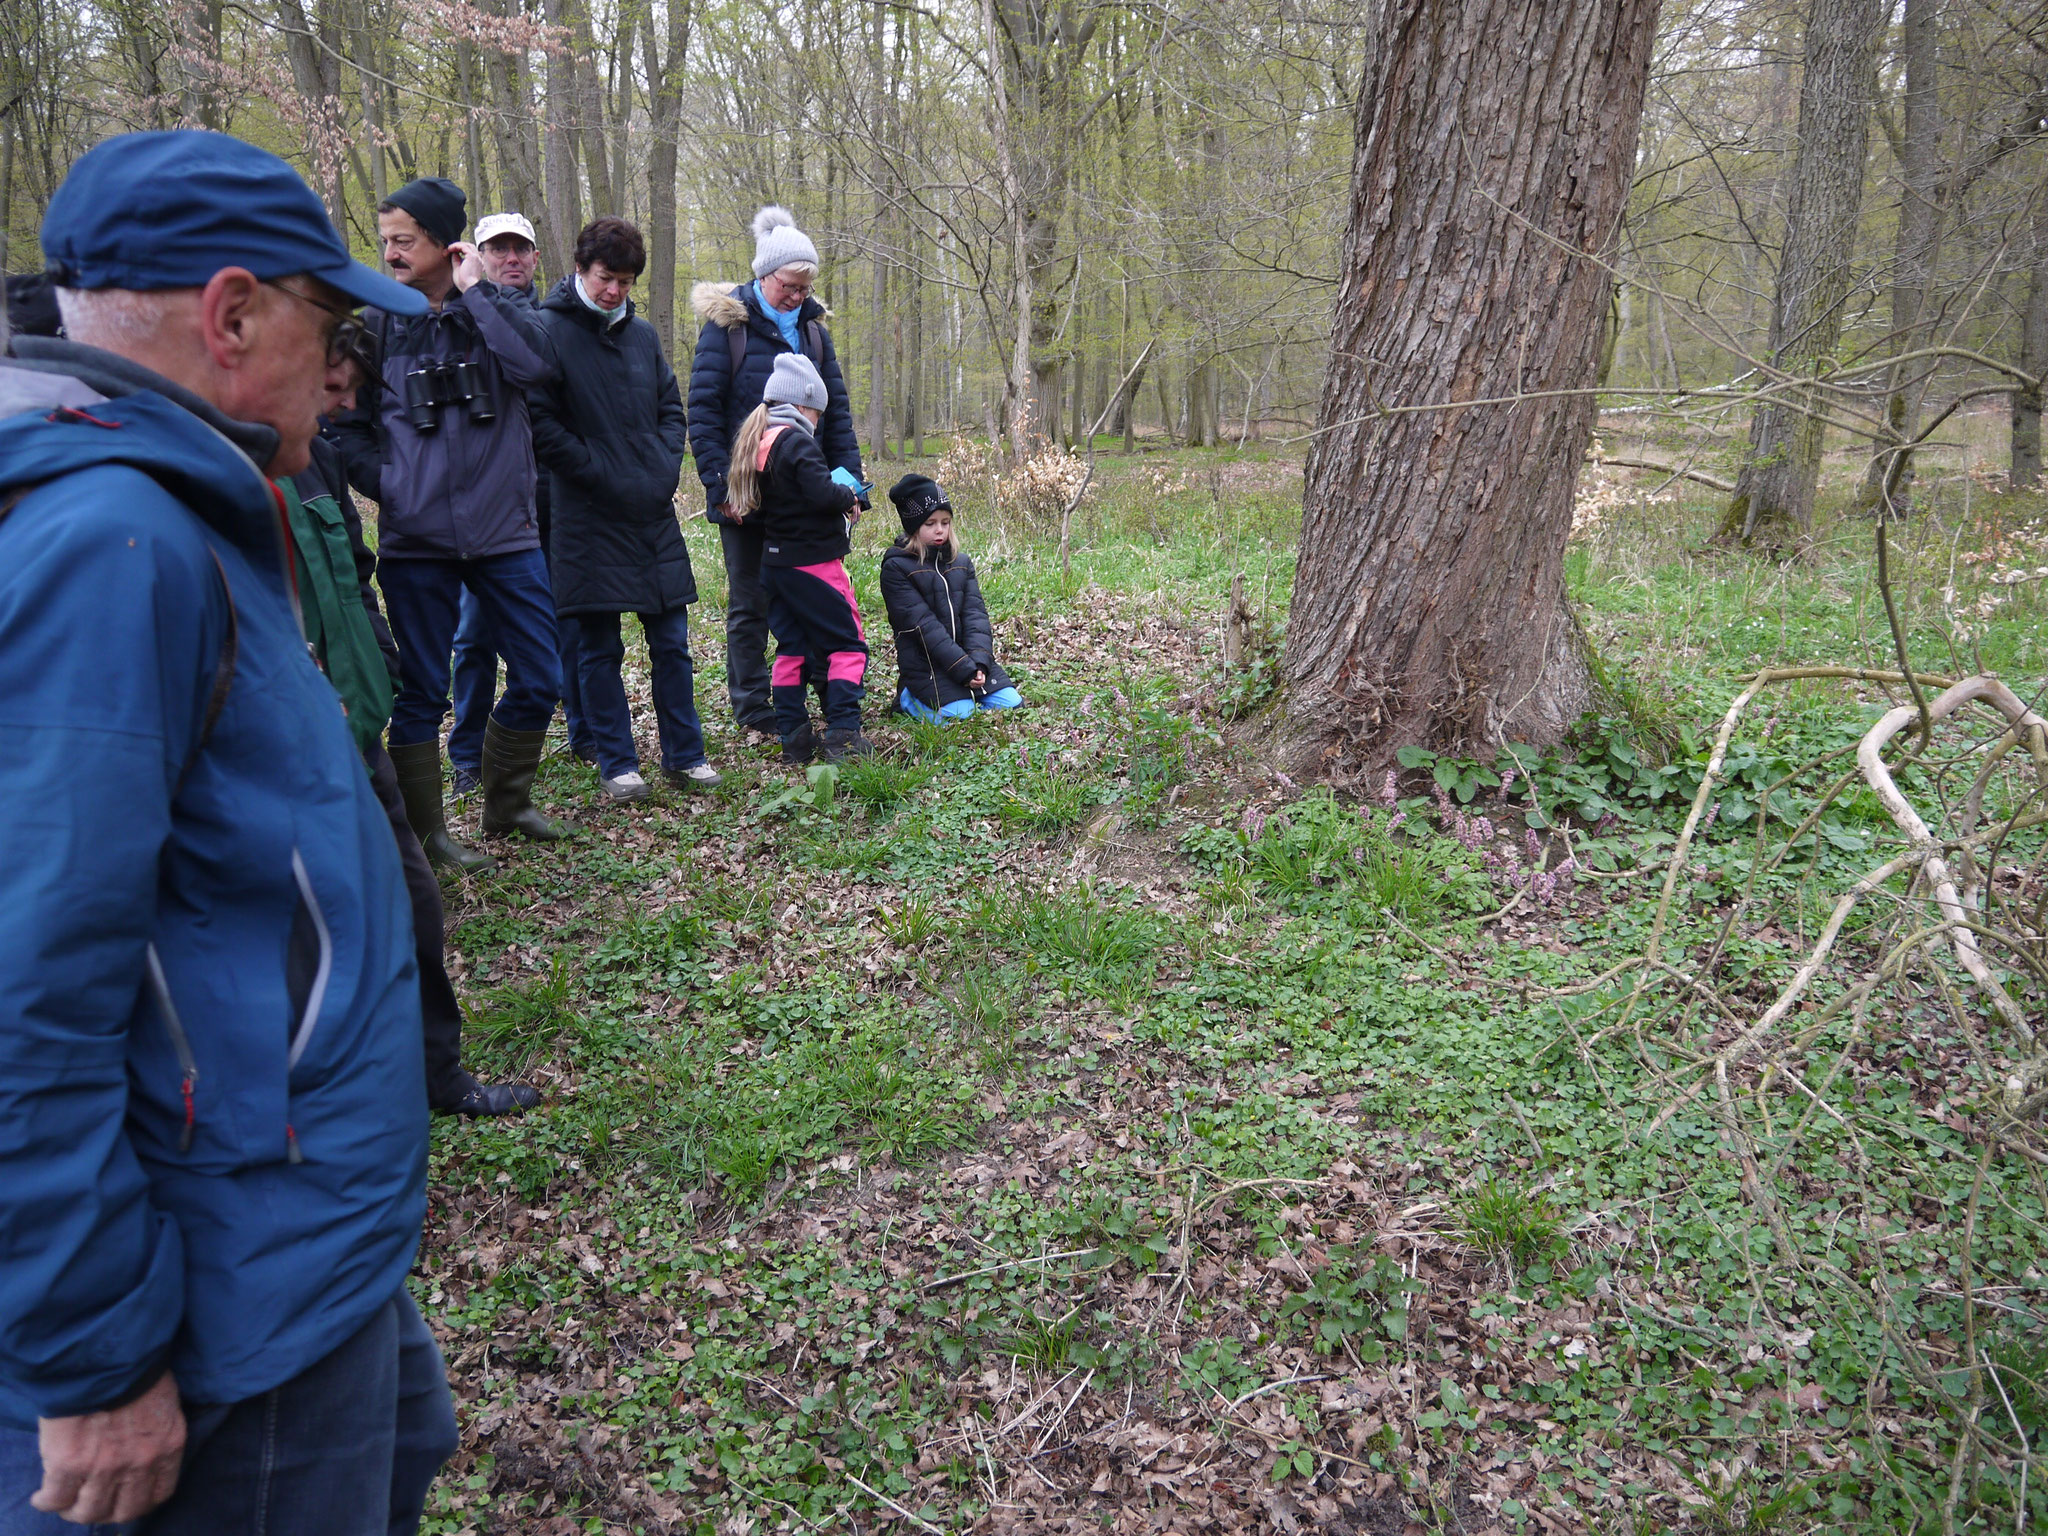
[480,719,570,841]
[388,739,497,875]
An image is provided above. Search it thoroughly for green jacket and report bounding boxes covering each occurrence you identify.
[280,475,394,753]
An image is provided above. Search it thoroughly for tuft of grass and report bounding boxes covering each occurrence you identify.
[1459,1176,1568,1275]
[997,759,1097,832]
[881,895,943,949]
[836,754,938,810]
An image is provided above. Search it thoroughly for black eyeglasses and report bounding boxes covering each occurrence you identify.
[269,280,369,369]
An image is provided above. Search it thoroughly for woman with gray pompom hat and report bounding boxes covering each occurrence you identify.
[685,205,866,736]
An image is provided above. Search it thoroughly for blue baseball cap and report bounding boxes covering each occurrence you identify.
[41,130,428,317]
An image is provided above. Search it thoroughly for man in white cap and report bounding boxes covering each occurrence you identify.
[687,205,865,735]
[446,211,597,791]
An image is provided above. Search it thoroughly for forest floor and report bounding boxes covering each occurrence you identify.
[415,419,2048,1535]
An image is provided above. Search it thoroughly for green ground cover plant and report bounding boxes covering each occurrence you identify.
[416,432,2047,1534]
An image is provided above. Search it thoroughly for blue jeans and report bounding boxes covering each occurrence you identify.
[379,550,562,746]
[0,1289,455,1536]
[448,588,591,773]
[576,608,707,779]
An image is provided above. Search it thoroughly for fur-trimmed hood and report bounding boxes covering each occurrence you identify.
[690,279,831,329]
[690,280,750,330]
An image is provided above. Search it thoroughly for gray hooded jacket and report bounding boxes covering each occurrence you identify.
[328,280,554,561]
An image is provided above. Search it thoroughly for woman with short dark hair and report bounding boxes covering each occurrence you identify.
[527,217,720,801]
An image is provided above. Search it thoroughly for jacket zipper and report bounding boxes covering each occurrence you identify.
[144,944,200,1153]
[285,849,334,1162]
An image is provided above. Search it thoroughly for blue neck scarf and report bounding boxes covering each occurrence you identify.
[753,281,803,353]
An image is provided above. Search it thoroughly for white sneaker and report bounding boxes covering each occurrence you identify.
[600,770,652,802]
[668,763,724,791]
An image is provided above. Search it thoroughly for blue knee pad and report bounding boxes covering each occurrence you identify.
[899,689,977,725]
[977,687,1023,711]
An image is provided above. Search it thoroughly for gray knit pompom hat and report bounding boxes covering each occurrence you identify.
[751,205,820,278]
[762,352,828,412]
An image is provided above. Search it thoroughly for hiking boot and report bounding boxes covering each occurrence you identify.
[600,770,653,802]
[450,761,481,796]
[432,1071,541,1117]
[480,719,570,841]
[780,722,816,765]
[820,727,876,763]
[665,763,724,792]
[388,739,496,875]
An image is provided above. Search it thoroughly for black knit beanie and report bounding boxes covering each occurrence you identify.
[383,177,467,247]
[890,473,951,536]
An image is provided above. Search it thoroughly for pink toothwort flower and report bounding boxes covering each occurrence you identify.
[1275,771,1297,792]
[1380,770,1399,807]
[1470,816,1495,844]
[1386,810,1407,833]
[1241,805,1268,842]
[1526,830,1543,863]
[1499,766,1518,797]
[1701,801,1719,833]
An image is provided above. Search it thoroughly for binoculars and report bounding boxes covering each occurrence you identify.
[402,358,495,432]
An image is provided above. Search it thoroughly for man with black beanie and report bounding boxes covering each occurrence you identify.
[330,176,567,874]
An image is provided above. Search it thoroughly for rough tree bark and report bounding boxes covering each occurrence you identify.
[640,0,691,360]
[542,0,583,276]
[2014,191,2047,490]
[1857,0,1942,512]
[1718,0,1885,547]
[1280,0,1661,761]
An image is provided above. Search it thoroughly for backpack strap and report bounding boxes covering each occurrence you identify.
[0,477,236,794]
[804,319,824,363]
[727,320,746,380]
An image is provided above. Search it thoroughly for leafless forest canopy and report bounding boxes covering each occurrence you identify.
[0,0,2041,467]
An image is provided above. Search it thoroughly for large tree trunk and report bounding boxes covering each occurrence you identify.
[640,0,690,359]
[542,0,583,276]
[481,0,559,275]
[1857,0,1942,513]
[2014,192,2047,491]
[1719,0,1885,547]
[1281,0,1661,761]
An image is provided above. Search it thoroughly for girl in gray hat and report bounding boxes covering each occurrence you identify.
[725,354,873,763]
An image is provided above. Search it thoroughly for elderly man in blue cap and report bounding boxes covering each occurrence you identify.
[0,132,456,1533]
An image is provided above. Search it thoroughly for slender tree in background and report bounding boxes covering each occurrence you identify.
[1719,0,1886,546]
[2015,188,2047,489]
[1282,0,1663,760]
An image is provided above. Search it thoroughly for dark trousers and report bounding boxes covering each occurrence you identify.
[0,1288,456,1536]
[449,585,590,775]
[363,744,465,1106]
[575,608,707,780]
[380,549,560,747]
[764,560,867,734]
[717,521,775,727]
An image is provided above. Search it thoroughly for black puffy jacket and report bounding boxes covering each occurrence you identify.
[756,411,859,569]
[686,281,862,523]
[879,540,1014,708]
[527,277,694,616]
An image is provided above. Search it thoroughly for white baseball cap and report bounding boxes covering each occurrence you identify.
[474,212,537,246]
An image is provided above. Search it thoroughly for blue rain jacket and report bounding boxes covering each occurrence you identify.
[0,352,426,1426]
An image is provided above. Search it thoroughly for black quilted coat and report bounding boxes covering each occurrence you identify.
[528,277,694,616]
[879,540,1015,708]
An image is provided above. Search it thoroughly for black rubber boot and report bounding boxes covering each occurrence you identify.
[820,727,876,763]
[480,719,570,841]
[780,721,817,765]
[387,739,497,875]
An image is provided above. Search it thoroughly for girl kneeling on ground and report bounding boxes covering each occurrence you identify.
[880,473,1024,724]
[726,353,875,763]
